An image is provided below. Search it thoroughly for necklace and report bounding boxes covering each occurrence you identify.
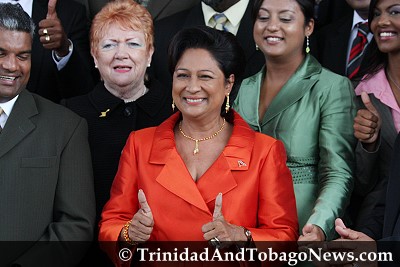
[387,71,400,91]
[124,86,148,103]
[179,118,226,155]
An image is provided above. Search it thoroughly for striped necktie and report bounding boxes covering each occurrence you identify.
[210,13,228,32]
[0,107,3,133]
[347,22,369,79]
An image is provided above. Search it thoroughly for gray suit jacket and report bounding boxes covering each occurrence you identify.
[0,90,95,266]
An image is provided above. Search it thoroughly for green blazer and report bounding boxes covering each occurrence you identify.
[233,55,356,240]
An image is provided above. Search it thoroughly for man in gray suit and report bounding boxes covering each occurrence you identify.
[0,3,95,266]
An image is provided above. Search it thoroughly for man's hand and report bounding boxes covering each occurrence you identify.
[38,0,70,57]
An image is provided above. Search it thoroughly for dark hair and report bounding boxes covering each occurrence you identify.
[168,26,246,116]
[252,0,315,25]
[0,3,35,38]
[354,0,387,82]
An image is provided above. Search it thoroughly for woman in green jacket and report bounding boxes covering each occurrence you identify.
[233,0,356,241]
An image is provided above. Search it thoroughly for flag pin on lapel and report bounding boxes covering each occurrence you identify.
[238,160,247,167]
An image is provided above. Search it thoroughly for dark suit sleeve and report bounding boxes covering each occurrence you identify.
[13,118,96,267]
[56,1,96,98]
[360,189,385,240]
[354,140,381,194]
[354,96,381,194]
[361,133,400,240]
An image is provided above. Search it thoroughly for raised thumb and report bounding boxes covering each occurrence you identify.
[47,0,58,19]
[138,189,151,214]
[213,193,223,221]
[302,223,314,235]
[361,92,378,117]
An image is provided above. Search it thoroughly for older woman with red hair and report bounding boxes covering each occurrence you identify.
[63,1,171,265]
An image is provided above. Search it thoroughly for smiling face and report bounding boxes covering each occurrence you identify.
[0,29,31,103]
[93,23,153,95]
[371,0,400,54]
[253,0,313,61]
[172,48,233,120]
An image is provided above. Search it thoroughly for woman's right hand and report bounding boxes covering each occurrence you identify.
[353,92,381,146]
[123,190,154,243]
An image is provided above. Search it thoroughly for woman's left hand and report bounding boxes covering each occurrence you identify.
[298,224,326,261]
[201,193,247,247]
[298,223,325,242]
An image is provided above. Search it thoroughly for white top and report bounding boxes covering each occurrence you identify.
[0,95,19,129]
[202,0,249,36]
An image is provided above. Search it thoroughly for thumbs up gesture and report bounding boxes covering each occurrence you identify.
[213,192,224,221]
[201,193,247,247]
[46,0,57,19]
[38,0,70,57]
[298,223,325,242]
[123,190,154,244]
[353,92,381,146]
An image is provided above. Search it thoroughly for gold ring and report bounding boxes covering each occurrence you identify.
[43,28,48,35]
[45,35,50,42]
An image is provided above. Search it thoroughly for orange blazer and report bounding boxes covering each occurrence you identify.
[99,111,298,262]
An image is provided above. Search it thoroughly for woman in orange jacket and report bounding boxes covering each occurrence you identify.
[99,26,298,265]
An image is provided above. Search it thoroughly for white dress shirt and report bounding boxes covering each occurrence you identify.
[0,95,19,129]
[202,0,249,36]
